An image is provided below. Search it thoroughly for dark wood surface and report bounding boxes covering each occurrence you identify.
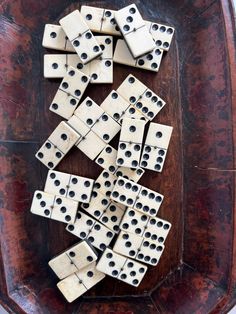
[0,0,235,313]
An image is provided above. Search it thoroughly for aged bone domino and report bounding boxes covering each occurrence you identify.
[140,123,173,172]
[93,170,118,198]
[81,189,125,233]
[57,261,105,302]
[50,66,90,119]
[67,115,107,161]
[100,90,147,125]
[116,117,146,169]
[30,190,78,224]
[114,39,164,72]
[80,6,121,36]
[113,230,165,266]
[44,170,94,203]
[120,208,171,244]
[44,36,113,83]
[146,21,175,51]
[96,248,147,287]
[35,121,80,169]
[74,97,120,143]
[117,74,166,121]
[115,4,155,58]
[42,24,74,52]
[111,177,164,217]
[48,241,98,279]
[59,10,102,64]
[66,211,115,251]
[95,144,145,182]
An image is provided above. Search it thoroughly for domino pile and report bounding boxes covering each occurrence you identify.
[31,4,175,302]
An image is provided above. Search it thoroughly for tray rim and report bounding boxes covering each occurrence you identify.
[0,0,235,313]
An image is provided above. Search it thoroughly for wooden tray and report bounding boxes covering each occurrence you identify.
[0,0,235,313]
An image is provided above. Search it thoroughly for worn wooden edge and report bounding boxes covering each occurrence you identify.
[0,0,235,313]
[211,1,236,312]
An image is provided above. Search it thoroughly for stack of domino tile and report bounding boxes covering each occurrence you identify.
[30,3,175,303]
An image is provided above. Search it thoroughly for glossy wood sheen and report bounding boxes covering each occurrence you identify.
[0,0,235,313]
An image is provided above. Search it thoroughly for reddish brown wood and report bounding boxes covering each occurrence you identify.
[0,0,235,313]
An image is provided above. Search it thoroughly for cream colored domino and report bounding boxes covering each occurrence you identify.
[50,66,90,119]
[95,144,145,182]
[117,74,166,121]
[111,177,164,217]
[76,130,107,161]
[44,36,113,83]
[57,272,87,302]
[115,4,155,58]
[35,122,80,169]
[74,97,120,143]
[48,241,97,279]
[95,144,119,174]
[88,59,113,84]
[30,190,78,224]
[96,248,147,287]
[87,36,113,84]
[44,170,94,203]
[93,170,117,198]
[146,21,175,51]
[67,115,90,139]
[44,121,79,154]
[100,90,148,125]
[135,185,164,216]
[66,211,115,251]
[116,118,146,169]
[74,97,104,128]
[113,231,165,266]
[100,90,130,124]
[96,36,113,58]
[114,166,145,183]
[59,10,102,64]
[57,261,105,302]
[44,55,70,78]
[114,39,163,72]
[117,75,146,104]
[42,24,74,52]
[81,190,125,233]
[111,178,142,208]
[80,6,120,36]
[119,105,148,124]
[81,190,110,220]
[140,123,173,172]
[119,117,145,143]
[68,114,107,161]
[120,208,171,243]
[99,201,125,233]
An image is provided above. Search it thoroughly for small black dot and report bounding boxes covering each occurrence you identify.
[123,25,130,31]
[61,133,67,140]
[85,32,92,39]
[62,82,68,89]
[50,32,57,38]
[86,14,92,20]
[73,40,80,47]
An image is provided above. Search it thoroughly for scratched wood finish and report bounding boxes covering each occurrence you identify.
[0,0,235,313]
